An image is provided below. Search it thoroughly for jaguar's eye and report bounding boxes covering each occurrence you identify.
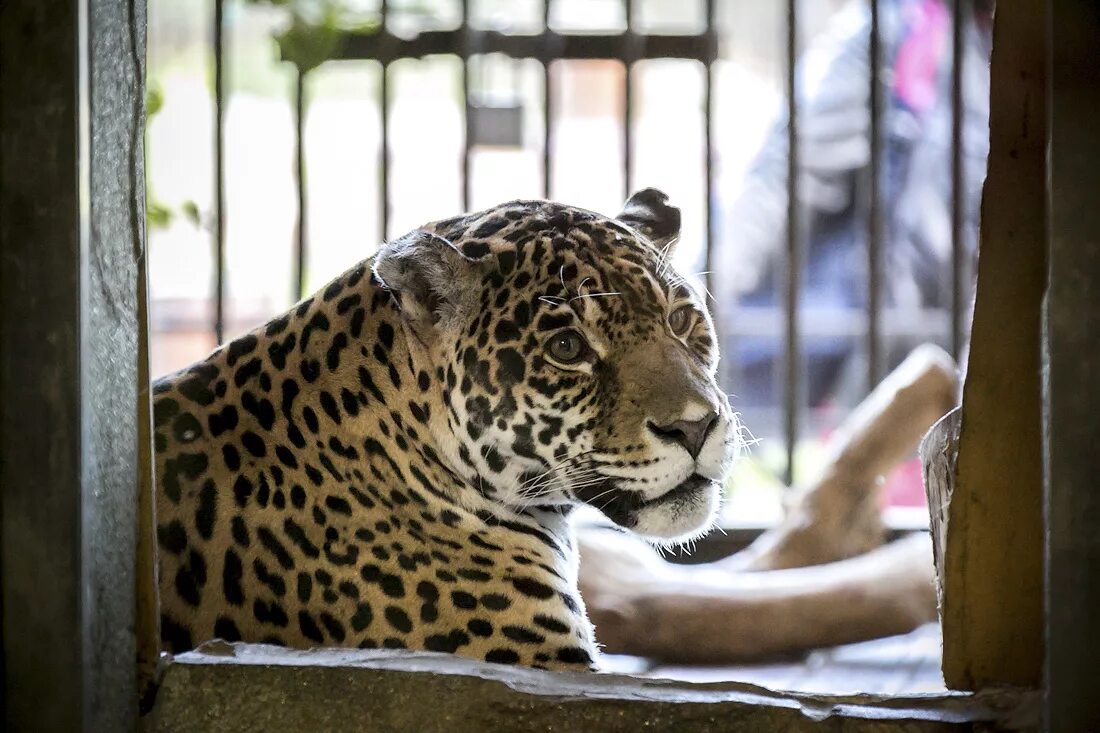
[668,305,694,337]
[546,330,588,365]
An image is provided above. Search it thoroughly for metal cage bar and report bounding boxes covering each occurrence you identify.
[950,0,966,359]
[380,1,391,242]
[460,0,472,212]
[703,0,717,358]
[294,70,307,302]
[623,1,635,201]
[542,1,554,199]
[783,0,801,487]
[337,28,718,64]
[867,0,883,390]
[329,8,718,212]
[213,0,227,342]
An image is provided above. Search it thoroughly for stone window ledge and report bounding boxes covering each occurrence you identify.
[144,643,1039,732]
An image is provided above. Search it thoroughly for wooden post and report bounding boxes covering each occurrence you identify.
[941,0,1046,690]
[1046,3,1100,729]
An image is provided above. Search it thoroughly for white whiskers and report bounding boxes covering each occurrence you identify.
[569,290,620,302]
[668,271,714,302]
[654,240,679,280]
[515,450,604,509]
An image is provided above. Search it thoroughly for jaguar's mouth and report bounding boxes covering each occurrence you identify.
[579,474,718,535]
[636,473,713,509]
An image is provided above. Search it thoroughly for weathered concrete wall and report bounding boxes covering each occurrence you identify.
[144,644,1038,732]
[86,0,148,728]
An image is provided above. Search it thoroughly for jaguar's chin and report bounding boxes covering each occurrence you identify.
[595,474,721,543]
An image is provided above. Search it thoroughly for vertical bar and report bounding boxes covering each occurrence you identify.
[949,0,966,358]
[1048,3,1100,725]
[703,0,716,311]
[213,0,226,342]
[294,70,307,301]
[380,1,390,240]
[541,0,553,198]
[460,0,471,211]
[867,0,883,390]
[783,0,800,487]
[623,73,632,201]
[623,1,634,200]
[3,3,85,727]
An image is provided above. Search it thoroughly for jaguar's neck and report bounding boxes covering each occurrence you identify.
[282,260,572,534]
[288,262,479,505]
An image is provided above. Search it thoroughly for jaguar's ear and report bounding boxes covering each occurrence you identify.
[616,188,681,250]
[372,230,487,336]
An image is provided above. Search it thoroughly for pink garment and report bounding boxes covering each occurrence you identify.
[893,0,949,115]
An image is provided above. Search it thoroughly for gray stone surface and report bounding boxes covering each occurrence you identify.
[85,0,147,728]
[145,644,1039,732]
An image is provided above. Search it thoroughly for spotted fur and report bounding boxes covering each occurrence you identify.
[153,189,740,671]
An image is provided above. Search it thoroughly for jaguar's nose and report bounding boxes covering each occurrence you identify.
[647,410,719,460]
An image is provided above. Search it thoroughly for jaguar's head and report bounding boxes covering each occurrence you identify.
[373,189,740,543]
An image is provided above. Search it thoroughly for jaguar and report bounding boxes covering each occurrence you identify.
[152,188,740,671]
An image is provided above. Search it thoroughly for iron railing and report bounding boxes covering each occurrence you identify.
[204,0,974,486]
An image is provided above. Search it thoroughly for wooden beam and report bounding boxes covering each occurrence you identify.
[942,0,1046,690]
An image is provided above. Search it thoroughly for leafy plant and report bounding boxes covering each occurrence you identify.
[146,81,207,233]
[243,0,381,73]
[145,83,175,231]
[145,0,434,232]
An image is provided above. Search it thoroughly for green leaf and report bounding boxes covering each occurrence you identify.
[275,11,341,73]
[242,0,380,73]
[147,201,174,230]
[146,84,164,118]
[181,200,202,228]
